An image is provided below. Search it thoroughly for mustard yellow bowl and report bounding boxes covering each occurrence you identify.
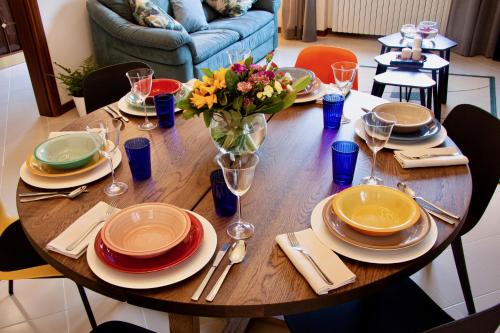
[331,185,421,236]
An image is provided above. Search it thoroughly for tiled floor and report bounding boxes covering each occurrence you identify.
[0,35,499,332]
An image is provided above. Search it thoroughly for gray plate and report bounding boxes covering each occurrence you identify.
[390,118,441,142]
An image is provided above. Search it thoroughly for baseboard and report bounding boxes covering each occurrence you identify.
[62,100,75,113]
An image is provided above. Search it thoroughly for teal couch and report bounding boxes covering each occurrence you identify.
[86,0,280,81]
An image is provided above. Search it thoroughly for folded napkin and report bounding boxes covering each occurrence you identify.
[46,201,118,259]
[276,228,356,295]
[394,147,469,169]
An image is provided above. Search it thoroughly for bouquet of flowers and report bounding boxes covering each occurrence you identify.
[177,52,310,154]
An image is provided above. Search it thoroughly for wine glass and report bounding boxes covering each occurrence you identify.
[360,112,396,185]
[86,119,128,196]
[126,68,156,131]
[216,153,259,240]
[332,61,358,124]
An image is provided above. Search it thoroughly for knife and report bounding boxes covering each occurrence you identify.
[108,105,130,123]
[191,242,230,301]
[425,208,457,225]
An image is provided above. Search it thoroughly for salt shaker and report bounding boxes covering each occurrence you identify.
[413,36,423,49]
[412,48,422,61]
[401,48,412,60]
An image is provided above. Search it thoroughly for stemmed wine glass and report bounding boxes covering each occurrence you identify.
[126,68,156,131]
[360,112,396,185]
[216,153,259,240]
[227,48,251,65]
[332,61,358,124]
[86,119,128,196]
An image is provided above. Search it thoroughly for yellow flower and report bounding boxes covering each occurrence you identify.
[202,75,214,85]
[190,93,207,109]
[274,80,283,94]
[205,94,217,109]
[213,67,227,90]
[257,85,274,100]
[198,84,216,96]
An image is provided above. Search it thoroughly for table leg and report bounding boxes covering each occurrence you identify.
[431,71,441,120]
[222,318,251,333]
[169,313,200,333]
[426,87,432,110]
[380,45,386,54]
[420,89,426,106]
[441,50,451,104]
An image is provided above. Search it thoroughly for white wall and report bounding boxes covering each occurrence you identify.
[38,0,94,104]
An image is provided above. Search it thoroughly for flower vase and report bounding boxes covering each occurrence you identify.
[209,113,267,155]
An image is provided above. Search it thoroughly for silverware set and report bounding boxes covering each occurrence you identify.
[19,186,88,202]
[104,105,129,124]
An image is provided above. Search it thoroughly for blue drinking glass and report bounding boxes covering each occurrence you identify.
[210,169,237,217]
[323,94,345,129]
[153,93,175,128]
[331,141,359,185]
[124,137,151,181]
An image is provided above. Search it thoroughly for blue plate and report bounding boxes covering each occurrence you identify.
[390,119,441,142]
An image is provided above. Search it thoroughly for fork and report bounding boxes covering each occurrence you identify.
[286,232,333,285]
[65,201,118,251]
[399,152,457,160]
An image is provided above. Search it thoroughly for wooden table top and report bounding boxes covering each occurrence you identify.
[17,91,471,319]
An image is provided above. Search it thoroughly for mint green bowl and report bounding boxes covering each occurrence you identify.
[34,133,101,170]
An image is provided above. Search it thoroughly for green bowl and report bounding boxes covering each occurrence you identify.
[34,133,102,170]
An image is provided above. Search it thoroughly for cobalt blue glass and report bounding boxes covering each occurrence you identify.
[210,169,237,217]
[153,93,175,128]
[323,94,345,129]
[124,137,151,181]
[331,141,359,185]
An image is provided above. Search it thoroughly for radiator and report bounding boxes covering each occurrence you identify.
[319,0,452,36]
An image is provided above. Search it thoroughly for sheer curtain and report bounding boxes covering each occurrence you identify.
[281,0,317,42]
[446,0,500,57]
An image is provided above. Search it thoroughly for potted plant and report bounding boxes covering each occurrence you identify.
[53,56,99,117]
[177,52,310,155]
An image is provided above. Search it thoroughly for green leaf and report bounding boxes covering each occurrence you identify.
[256,101,285,114]
[203,108,214,127]
[282,92,297,110]
[176,98,192,110]
[201,68,213,78]
[230,110,242,123]
[182,108,197,120]
[232,95,243,111]
[292,75,311,93]
[244,56,253,66]
[225,70,239,90]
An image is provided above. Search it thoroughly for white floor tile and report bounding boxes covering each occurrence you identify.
[0,311,67,333]
[444,290,500,320]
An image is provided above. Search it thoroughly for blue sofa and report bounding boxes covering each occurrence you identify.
[86,0,280,81]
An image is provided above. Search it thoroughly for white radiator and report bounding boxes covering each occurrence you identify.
[317,0,452,36]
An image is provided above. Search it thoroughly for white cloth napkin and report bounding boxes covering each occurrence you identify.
[46,201,117,259]
[394,147,469,169]
[276,228,356,295]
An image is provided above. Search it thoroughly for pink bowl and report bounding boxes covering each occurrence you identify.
[101,203,191,259]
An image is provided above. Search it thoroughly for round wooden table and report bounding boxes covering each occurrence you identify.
[17,91,471,333]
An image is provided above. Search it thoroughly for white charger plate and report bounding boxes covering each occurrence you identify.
[294,83,329,104]
[310,196,438,264]
[86,210,217,289]
[20,149,122,189]
[354,118,447,150]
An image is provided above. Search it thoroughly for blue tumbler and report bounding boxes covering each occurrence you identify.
[210,169,237,217]
[331,141,359,185]
[323,94,345,129]
[124,137,151,181]
[153,93,175,128]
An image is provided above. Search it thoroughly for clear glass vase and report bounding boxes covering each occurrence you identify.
[209,113,267,155]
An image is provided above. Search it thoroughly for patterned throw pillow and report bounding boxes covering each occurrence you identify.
[129,0,184,30]
[205,0,257,17]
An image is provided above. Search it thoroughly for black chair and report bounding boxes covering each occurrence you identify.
[91,321,156,333]
[0,201,97,328]
[424,303,500,333]
[442,104,500,314]
[83,61,151,113]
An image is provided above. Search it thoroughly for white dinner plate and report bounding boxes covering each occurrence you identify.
[87,211,217,289]
[310,196,438,264]
[20,149,122,189]
[294,83,329,103]
[354,118,447,150]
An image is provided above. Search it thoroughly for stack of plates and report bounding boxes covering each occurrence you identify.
[279,67,327,103]
[19,132,122,189]
[310,186,438,264]
[87,203,217,289]
[118,79,190,117]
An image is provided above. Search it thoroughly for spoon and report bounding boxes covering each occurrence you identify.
[206,240,247,302]
[20,186,87,202]
[397,182,460,220]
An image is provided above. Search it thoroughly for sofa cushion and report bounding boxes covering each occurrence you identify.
[170,0,209,33]
[189,29,240,63]
[202,2,220,22]
[98,0,135,21]
[205,0,256,17]
[208,10,273,38]
[130,0,183,30]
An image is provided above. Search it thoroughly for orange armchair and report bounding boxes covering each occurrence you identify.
[295,46,359,90]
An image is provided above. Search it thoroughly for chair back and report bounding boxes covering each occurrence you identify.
[424,303,500,333]
[83,61,152,113]
[294,46,359,89]
[443,104,500,236]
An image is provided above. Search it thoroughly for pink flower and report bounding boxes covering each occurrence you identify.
[262,70,275,80]
[250,64,265,72]
[237,81,253,93]
[231,63,247,74]
[243,97,254,106]
[249,73,270,86]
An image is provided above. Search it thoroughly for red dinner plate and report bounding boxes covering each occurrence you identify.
[94,212,203,273]
[149,79,182,97]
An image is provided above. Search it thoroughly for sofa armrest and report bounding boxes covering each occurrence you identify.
[87,0,192,51]
[252,0,281,13]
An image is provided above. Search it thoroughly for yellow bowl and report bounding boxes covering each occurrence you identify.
[331,185,420,236]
